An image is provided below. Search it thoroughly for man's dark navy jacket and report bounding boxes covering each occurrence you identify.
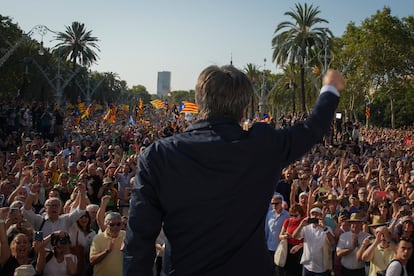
[124,90,339,276]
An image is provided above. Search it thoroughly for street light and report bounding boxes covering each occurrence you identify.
[258,58,267,116]
[0,24,50,68]
[24,25,79,106]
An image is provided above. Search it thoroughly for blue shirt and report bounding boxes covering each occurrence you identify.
[265,209,290,251]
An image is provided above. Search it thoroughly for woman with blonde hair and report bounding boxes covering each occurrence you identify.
[0,233,44,276]
[54,173,73,202]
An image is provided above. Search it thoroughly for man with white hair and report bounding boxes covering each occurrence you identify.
[86,204,100,233]
[22,181,87,247]
[358,224,395,276]
[90,212,125,276]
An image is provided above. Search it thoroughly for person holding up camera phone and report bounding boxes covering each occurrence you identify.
[38,230,78,276]
[292,207,336,275]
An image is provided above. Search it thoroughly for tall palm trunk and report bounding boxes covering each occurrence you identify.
[390,95,395,129]
[300,64,306,113]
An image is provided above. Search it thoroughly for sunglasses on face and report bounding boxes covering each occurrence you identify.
[109,222,122,227]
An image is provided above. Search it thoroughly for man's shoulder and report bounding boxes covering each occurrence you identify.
[280,209,290,217]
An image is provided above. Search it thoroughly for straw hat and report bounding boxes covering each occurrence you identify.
[311,201,324,209]
[368,215,388,227]
[14,264,36,276]
[102,177,113,186]
[323,194,339,204]
[347,213,363,222]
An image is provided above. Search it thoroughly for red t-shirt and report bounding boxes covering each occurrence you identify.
[283,217,304,245]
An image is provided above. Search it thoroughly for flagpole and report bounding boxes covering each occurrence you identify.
[365,95,370,128]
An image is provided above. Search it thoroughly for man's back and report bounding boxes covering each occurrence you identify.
[146,119,282,275]
[123,67,343,276]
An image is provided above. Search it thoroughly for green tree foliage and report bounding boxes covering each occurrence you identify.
[272,3,331,113]
[336,7,414,127]
[171,90,195,105]
[54,21,100,71]
[244,63,260,119]
[129,85,151,104]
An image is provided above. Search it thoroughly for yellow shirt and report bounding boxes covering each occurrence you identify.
[90,230,126,276]
[369,244,395,276]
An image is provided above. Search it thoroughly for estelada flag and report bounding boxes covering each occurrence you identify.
[151,99,165,109]
[179,101,198,114]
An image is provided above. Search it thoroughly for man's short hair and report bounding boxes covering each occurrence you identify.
[104,212,122,225]
[195,65,253,121]
[45,197,62,207]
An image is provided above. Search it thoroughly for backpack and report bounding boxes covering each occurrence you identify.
[376,259,404,276]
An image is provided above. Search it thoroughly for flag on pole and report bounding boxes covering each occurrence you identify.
[151,99,166,109]
[103,103,117,123]
[261,113,271,123]
[81,103,93,119]
[365,99,370,119]
[179,101,198,114]
[139,98,143,110]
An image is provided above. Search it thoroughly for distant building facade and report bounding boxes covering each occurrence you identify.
[157,71,171,97]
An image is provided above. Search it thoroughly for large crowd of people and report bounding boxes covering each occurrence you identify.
[0,79,413,275]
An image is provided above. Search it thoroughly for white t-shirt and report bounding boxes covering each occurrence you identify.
[43,254,77,276]
[385,260,407,276]
[299,224,333,273]
[337,231,370,269]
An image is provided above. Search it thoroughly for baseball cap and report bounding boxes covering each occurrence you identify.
[310,207,322,214]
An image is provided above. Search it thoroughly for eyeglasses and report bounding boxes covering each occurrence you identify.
[271,202,282,205]
[108,222,122,227]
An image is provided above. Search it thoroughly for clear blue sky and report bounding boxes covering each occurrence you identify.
[2,0,413,94]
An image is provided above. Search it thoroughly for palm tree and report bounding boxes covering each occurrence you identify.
[272,3,331,113]
[244,63,260,119]
[53,21,100,71]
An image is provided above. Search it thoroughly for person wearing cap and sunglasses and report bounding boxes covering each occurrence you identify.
[292,207,336,275]
[90,212,125,276]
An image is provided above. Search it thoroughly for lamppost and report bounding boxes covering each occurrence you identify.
[258,58,267,116]
[0,25,48,68]
[75,71,105,104]
[23,25,79,106]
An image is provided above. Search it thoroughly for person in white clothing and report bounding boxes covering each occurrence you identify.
[22,180,88,248]
[385,238,413,276]
[292,207,335,276]
[336,213,370,276]
[40,231,78,276]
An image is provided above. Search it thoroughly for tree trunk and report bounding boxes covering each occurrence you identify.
[390,96,395,129]
[292,87,296,113]
[251,94,255,120]
[300,64,306,113]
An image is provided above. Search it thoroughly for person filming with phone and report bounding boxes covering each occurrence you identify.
[292,207,336,275]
